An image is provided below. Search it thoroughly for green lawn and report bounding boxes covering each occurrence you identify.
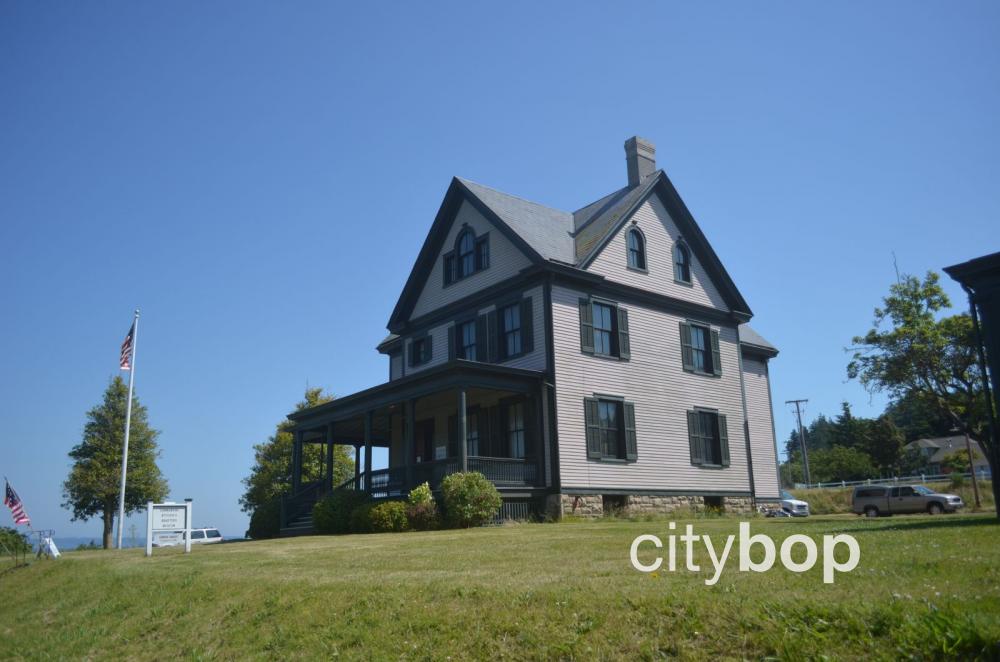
[2,514,999,660]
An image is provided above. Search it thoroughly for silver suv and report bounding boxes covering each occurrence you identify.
[852,485,963,517]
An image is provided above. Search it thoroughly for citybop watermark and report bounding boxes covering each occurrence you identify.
[629,522,860,585]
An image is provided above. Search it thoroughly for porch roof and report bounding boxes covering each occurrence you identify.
[287,360,545,429]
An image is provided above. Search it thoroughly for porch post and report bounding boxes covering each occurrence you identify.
[458,389,468,472]
[325,423,334,491]
[354,443,361,482]
[364,411,373,496]
[404,399,415,489]
[292,429,303,492]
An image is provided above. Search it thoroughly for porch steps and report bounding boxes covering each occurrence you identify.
[279,513,315,537]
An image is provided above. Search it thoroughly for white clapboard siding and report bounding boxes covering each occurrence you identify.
[742,356,781,499]
[587,193,729,311]
[404,286,546,375]
[551,284,750,493]
[411,200,533,319]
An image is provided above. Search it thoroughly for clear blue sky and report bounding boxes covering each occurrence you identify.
[2,2,997,538]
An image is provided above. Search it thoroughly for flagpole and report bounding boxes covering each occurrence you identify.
[116,309,140,550]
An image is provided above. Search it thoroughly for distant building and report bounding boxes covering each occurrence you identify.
[904,435,990,476]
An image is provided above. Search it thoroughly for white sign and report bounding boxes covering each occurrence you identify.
[146,500,193,557]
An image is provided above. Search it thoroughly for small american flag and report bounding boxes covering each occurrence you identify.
[120,322,135,370]
[4,481,30,526]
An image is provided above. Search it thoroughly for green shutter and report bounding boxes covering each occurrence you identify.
[476,315,488,362]
[710,329,722,376]
[584,398,601,459]
[680,322,694,372]
[486,310,498,362]
[623,401,637,461]
[521,297,534,353]
[424,336,433,362]
[579,299,594,354]
[687,410,703,465]
[448,325,457,361]
[407,341,415,367]
[617,307,630,360]
[718,413,730,466]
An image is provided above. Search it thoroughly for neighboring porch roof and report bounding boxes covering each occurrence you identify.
[288,360,544,430]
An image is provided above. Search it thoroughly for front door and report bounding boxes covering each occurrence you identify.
[414,419,435,463]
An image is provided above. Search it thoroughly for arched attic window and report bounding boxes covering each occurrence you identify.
[674,241,691,284]
[626,227,646,271]
[457,229,475,278]
[443,225,491,286]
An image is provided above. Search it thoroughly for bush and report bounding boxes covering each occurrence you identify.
[349,502,375,533]
[247,499,281,539]
[0,527,31,555]
[368,501,409,533]
[314,490,370,535]
[406,482,440,531]
[440,472,502,528]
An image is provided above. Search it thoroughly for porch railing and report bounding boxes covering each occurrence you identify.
[280,478,325,527]
[335,456,538,497]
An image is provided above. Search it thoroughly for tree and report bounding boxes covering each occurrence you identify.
[863,416,905,474]
[848,272,993,480]
[240,388,354,515]
[62,376,168,549]
[885,389,955,442]
[808,446,877,483]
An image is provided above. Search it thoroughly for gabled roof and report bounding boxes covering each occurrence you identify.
[388,168,754,330]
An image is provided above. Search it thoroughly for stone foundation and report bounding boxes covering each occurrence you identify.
[552,493,756,519]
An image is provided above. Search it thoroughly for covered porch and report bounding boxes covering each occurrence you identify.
[281,362,550,533]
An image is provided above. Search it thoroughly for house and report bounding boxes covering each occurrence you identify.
[280,136,782,534]
[904,436,991,476]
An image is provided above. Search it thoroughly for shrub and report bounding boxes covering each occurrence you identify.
[0,526,31,555]
[314,490,370,535]
[368,501,409,533]
[406,482,440,531]
[440,472,502,528]
[349,502,375,533]
[247,499,281,539]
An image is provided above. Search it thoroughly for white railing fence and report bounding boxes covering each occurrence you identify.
[793,469,992,491]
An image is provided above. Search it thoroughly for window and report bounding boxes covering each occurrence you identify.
[458,320,477,360]
[409,336,432,366]
[687,409,730,467]
[585,397,637,462]
[679,322,721,376]
[206,530,221,538]
[501,303,522,358]
[443,227,490,285]
[191,530,206,539]
[579,298,630,360]
[507,402,525,458]
[627,228,646,270]
[674,242,691,283]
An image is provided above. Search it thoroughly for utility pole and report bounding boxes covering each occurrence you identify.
[786,399,811,485]
[963,430,982,508]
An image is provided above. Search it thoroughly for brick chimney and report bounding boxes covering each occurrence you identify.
[624,136,656,188]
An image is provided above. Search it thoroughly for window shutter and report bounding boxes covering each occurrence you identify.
[444,255,454,286]
[623,401,637,461]
[448,415,458,458]
[584,398,601,459]
[520,297,534,353]
[679,322,694,372]
[710,329,722,376]
[488,406,501,457]
[407,342,415,367]
[617,307,630,360]
[424,336,433,363]
[486,310,498,362]
[687,410,703,465]
[579,299,594,354]
[718,413,730,466]
[448,325,457,361]
[476,315,488,361]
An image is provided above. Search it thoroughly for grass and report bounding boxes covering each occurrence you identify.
[2,514,1000,660]
[790,480,995,515]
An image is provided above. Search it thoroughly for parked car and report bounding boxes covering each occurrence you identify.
[151,528,223,547]
[852,485,963,517]
[780,490,810,517]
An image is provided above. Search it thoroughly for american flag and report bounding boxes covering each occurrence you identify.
[4,481,30,526]
[120,322,135,370]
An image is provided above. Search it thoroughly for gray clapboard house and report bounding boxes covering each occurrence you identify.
[281,137,781,533]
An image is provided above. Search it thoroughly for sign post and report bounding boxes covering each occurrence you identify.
[145,499,193,557]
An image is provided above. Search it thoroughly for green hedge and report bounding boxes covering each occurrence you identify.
[314,490,370,534]
[440,472,502,528]
[368,501,409,533]
[246,499,281,540]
